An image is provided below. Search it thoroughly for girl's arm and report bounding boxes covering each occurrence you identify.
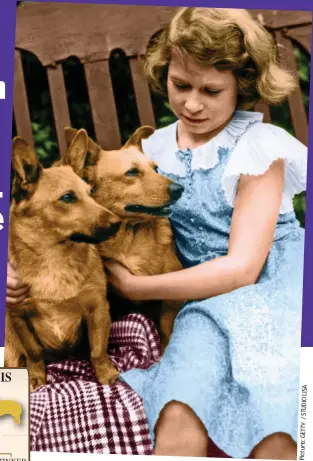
[106,159,285,301]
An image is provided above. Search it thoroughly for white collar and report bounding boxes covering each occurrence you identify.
[145,110,264,175]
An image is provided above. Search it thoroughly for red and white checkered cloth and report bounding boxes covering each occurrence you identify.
[30,313,230,457]
[30,314,158,454]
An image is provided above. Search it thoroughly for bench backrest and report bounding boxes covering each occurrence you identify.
[14,3,312,152]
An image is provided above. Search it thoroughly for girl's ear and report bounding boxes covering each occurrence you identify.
[123,126,155,153]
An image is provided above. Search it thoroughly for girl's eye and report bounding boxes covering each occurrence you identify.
[126,168,140,177]
[204,88,222,95]
[173,82,190,90]
[59,191,78,203]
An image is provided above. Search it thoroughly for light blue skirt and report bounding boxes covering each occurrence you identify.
[120,235,303,458]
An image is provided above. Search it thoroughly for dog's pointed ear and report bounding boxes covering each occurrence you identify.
[123,126,155,153]
[64,126,79,147]
[11,137,42,203]
[64,126,101,174]
[63,128,90,177]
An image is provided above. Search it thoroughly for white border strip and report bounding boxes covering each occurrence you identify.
[0,80,5,99]
[29,453,276,461]
[297,347,313,460]
[0,345,3,366]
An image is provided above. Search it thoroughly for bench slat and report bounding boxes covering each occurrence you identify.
[84,60,121,150]
[284,24,312,55]
[129,57,156,128]
[275,30,308,145]
[254,101,272,123]
[47,64,71,155]
[14,50,34,146]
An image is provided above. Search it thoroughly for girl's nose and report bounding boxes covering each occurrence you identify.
[184,91,204,113]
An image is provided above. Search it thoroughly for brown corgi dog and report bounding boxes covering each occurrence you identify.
[5,130,121,390]
[65,126,184,352]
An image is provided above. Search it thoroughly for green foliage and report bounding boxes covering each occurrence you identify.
[295,46,311,111]
[293,192,306,227]
[158,102,177,128]
[31,123,58,166]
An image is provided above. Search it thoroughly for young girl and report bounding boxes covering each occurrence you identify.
[104,7,307,460]
[8,7,307,460]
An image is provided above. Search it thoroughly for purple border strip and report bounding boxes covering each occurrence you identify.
[0,0,312,347]
[0,0,16,347]
[28,0,313,12]
[301,27,313,347]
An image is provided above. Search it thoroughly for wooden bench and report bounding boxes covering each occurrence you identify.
[14,3,311,154]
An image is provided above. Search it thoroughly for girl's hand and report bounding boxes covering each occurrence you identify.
[6,261,30,306]
[104,261,139,300]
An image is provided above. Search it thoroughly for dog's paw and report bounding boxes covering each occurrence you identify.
[93,358,119,386]
[30,374,46,392]
[106,364,120,386]
[28,360,46,392]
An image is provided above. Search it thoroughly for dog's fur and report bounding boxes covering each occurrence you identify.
[5,130,121,390]
[65,126,184,351]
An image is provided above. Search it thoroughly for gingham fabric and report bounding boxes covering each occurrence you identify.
[30,313,230,457]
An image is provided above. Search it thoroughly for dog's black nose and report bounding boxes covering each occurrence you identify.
[169,183,184,201]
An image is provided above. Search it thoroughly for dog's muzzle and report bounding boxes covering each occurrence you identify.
[69,221,121,244]
[169,183,184,201]
[124,182,185,217]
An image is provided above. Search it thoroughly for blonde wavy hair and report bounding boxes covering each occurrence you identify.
[143,7,297,109]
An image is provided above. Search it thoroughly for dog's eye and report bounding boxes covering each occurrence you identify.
[59,191,78,203]
[153,165,159,172]
[89,185,97,196]
[126,168,140,177]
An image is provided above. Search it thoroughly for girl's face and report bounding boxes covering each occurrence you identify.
[167,53,238,144]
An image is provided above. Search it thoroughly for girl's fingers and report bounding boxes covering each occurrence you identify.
[7,262,20,280]
[105,261,130,278]
[103,261,118,272]
[6,294,29,306]
[6,286,29,298]
[6,275,25,291]
[8,260,16,270]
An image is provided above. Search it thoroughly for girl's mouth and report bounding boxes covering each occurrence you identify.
[182,114,208,124]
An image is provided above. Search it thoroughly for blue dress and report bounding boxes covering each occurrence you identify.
[120,110,307,458]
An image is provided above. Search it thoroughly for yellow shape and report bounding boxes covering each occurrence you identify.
[0,400,22,425]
